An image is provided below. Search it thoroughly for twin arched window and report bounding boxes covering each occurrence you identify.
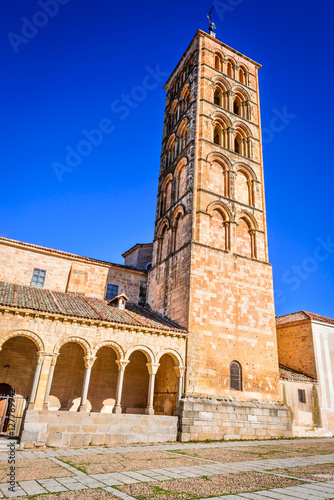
[230,361,242,391]
[214,52,249,86]
[213,85,251,121]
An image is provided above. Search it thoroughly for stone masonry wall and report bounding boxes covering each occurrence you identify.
[179,398,292,442]
[21,411,178,448]
[276,321,316,378]
[0,239,147,303]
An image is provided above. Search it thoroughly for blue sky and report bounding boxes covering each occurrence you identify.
[1,0,333,317]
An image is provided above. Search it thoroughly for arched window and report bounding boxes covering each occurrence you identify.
[234,126,251,158]
[181,85,190,112]
[233,97,241,116]
[230,361,242,391]
[213,118,229,148]
[227,60,235,78]
[214,88,222,106]
[158,224,169,263]
[214,53,223,71]
[166,135,176,166]
[214,125,221,145]
[234,136,241,154]
[239,66,247,85]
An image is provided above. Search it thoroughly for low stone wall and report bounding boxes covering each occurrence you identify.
[21,411,178,448]
[179,398,292,441]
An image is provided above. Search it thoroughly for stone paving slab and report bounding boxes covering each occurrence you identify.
[121,471,156,482]
[55,477,88,490]
[271,486,332,499]
[108,472,139,484]
[103,486,137,499]
[38,478,69,492]
[0,483,26,497]
[18,479,47,495]
[90,473,123,486]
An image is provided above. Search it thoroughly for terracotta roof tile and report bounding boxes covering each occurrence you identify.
[276,310,334,326]
[0,280,185,333]
[279,365,317,383]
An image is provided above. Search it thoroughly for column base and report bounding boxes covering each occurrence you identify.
[42,403,49,411]
[145,407,154,415]
[78,404,89,413]
[113,405,122,414]
[27,402,35,410]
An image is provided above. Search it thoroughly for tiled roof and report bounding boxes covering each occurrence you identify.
[0,237,146,273]
[276,311,334,326]
[279,365,317,383]
[0,281,186,334]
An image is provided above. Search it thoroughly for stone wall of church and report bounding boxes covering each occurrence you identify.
[276,321,316,378]
[179,398,292,441]
[186,245,280,399]
[21,411,178,448]
[0,239,147,303]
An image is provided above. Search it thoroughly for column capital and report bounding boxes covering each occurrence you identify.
[146,363,160,375]
[51,353,59,366]
[116,359,129,371]
[174,365,186,377]
[83,356,96,369]
[36,351,48,364]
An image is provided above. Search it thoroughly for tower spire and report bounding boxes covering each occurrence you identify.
[207,6,216,38]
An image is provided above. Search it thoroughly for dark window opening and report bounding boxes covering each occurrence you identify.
[298,389,306,404]
[106,284,119,300]
[31,269,46,288]
[230,361,242,391]
[214,127,220,145]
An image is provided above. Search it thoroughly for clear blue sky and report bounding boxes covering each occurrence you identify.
[1,0,333,317]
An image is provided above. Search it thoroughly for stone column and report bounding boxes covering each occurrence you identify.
[28,352,45,409]
[227,90,233,111]
[79,356,96,413]
[145,363,160,415]
[247,137,252,159]
[247,181,253,206]
[113,360,129,414]
[227,127,234,150]
[224,222,231,251]
[250,230,257,259]
[174,366,186,414]
[43,354,59,410]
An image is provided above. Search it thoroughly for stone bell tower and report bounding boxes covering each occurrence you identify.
[147,29,281,402]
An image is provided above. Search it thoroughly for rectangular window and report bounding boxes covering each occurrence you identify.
[298,389,306,404]
[30,269,46,288]
[106,284,118,300]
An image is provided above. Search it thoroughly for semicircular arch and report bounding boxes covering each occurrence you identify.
[0,330,44,351]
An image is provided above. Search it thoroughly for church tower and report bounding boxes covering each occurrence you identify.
[147,30,280,401]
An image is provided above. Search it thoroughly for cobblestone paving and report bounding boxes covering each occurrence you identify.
[0,438,332,498]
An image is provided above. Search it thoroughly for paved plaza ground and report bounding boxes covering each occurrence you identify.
[0,438,333,499]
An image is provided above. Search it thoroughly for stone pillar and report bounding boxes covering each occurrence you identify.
[250,230,257,259]
[174,366,186,413]
[227,127,234,150]
[43,354,59,410]
[28,352,45,409]
[113,359,129,414]
[227,91,233,111]
[224,222,231,251]
[79,356,96,413]
[247,137,252,159]
[145,363,160,415]
[247,181,253,206]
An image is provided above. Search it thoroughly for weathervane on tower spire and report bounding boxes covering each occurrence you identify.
[207,6,216,38]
